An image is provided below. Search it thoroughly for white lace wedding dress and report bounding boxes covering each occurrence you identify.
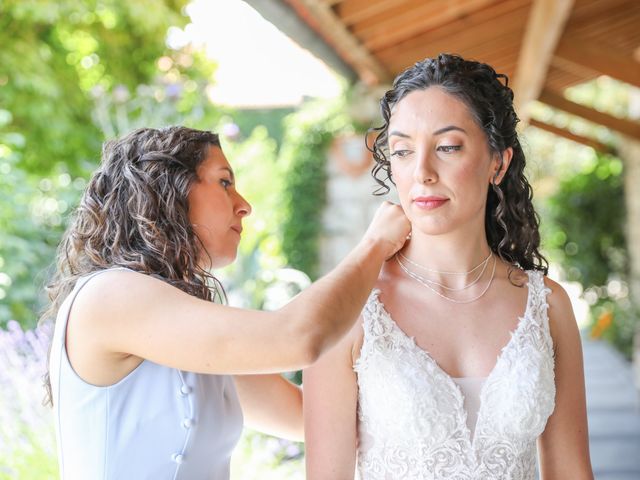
[354,270,556,480]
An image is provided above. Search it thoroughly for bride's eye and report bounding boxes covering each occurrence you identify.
[436,145,462,153]
[390,149,412,158]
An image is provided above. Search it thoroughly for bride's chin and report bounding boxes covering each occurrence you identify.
[408,218,453,237]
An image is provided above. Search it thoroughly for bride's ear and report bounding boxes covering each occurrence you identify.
[490,147,513,185]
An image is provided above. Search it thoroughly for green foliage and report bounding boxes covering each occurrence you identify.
[541,151,634,355]
[278,99,352,279]
[218,125,289,308]
[224,107,296,148]
[0,0,189,176]
[0,428,58,480]
[230,429,303,480]
[542,153,626,286]
[0,124,84,326]
[589,299,638,360]
[0,0,219,329]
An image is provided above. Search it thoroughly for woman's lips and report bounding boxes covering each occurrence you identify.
[413,196,449,210]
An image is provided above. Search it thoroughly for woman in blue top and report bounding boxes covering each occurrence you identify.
[42,126,410,479]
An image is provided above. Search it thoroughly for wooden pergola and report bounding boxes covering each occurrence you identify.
[246,0,640,152]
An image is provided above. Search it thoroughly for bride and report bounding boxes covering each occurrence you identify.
[303,54,594,479]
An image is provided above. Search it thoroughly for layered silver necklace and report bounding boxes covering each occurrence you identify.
[395,251,496,304]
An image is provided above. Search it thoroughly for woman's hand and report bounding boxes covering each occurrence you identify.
[361,201,411,260]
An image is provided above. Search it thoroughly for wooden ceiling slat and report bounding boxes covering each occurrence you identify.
[364,0,530,53]
[554,37,640,88]
[539,89,640,139]
[373,0,529,61]
[545,68,589,92]
[383,30,521,75]
[512,0,574,119]
[565,2,639,51]
[529,118,615,153]
[550,56,597,83]
[351,0,499,50]
[336,0,415,26]
[386,34,518,79]
[566,0,636,29]
[375,3,528,70]
[352,0,432,32]
[568,12,640,45]
[286,0,392,84]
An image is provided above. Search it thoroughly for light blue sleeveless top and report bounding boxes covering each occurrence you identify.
[49,268,244,480]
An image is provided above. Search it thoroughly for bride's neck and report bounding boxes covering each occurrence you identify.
[400,230,493,275]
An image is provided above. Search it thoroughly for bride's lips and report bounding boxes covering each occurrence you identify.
[230,225,243,235]
[413,196,449,210]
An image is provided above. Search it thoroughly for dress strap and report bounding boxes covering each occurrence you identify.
[525,270,552,332]
[361,289,396,336]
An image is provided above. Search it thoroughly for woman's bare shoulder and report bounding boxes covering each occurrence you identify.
[544,276,573,316]
[71,268,196,327]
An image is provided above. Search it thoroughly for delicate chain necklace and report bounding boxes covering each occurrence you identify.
[396,253,490,292]
[398,250,492,275]
[396,254,497,304]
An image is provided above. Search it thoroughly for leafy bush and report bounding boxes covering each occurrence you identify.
[278,99,352,279]
[542,152,634,356]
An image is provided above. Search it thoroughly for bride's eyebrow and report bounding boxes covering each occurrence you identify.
[218,166,235,181]
[433,125,467,136]
[389,130,411,139]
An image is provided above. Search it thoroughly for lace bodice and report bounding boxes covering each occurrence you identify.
[354,270,556,480]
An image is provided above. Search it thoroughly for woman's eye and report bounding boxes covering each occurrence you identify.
[220,178,233,189]
[390,149,411,158]
[437,145,462,153]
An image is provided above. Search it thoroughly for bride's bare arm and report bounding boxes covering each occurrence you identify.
[233,374,303,441]
[303,320,363,479]
[537,278,594,479]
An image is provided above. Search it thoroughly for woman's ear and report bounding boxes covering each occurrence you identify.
[491,147,513,185]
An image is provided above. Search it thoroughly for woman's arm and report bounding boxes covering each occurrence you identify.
[538,278,594,479]
[66,202,409,384]
[233,374,303,441]
[303,321,362,479]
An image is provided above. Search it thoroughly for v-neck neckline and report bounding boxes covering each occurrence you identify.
[369,270,535,454]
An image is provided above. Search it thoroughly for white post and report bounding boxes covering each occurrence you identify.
[620,88,640,388]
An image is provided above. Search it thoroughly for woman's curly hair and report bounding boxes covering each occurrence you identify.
[367,53,548,274]
[41,126,224,404]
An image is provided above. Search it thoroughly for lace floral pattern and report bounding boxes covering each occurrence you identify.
[354,271,555,480]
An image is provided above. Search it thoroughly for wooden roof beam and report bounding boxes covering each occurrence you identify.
[554,36,640,88]
[512,0,574,122]
[244,0,357,82]
[528,118,615,154]
[539,89,640,140]
[285,0,392,85]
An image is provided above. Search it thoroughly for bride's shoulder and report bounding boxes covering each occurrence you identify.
[541,275,573,315]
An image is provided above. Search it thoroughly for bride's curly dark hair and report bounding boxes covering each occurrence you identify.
[368,53,548,273]
[41,126,224,404]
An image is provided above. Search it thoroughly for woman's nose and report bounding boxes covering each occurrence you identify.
[413,150,438,184]
[235,193,252,217]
